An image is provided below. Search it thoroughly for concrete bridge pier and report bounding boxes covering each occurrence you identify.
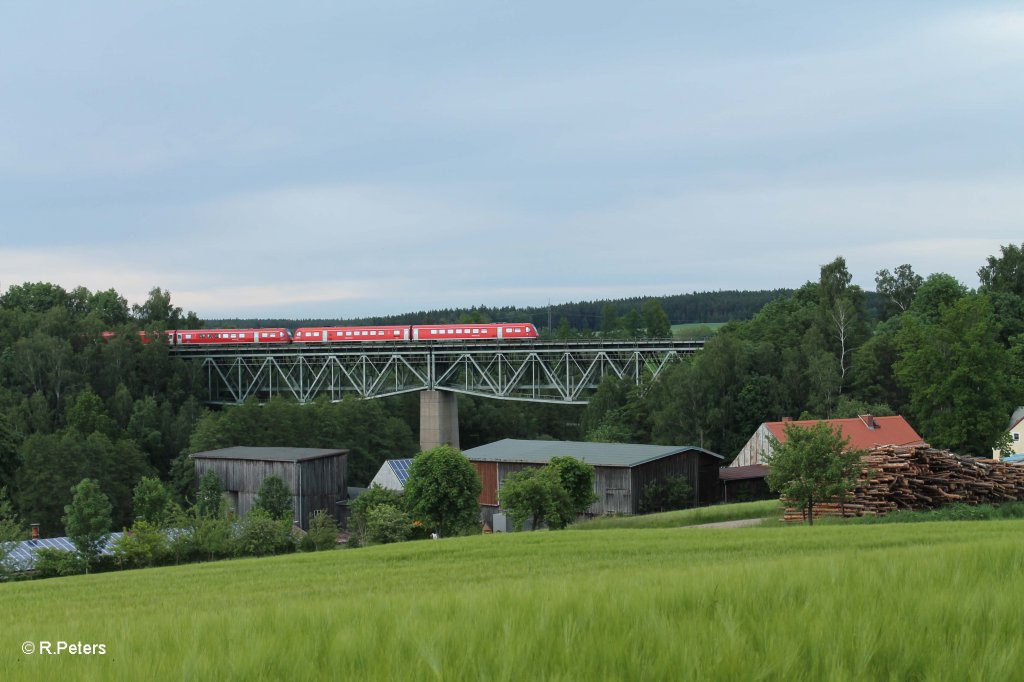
[419,390,459,452]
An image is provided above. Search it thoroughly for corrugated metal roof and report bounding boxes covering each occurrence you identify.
[463,439,722,468]
[720,464,770,481]
[189,446,347,462]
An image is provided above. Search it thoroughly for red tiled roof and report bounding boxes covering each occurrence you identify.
[764,415,925,451]
[720,464,770,481]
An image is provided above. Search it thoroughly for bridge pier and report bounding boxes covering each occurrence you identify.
[419,390,459,452]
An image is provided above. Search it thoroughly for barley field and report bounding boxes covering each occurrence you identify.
[2,519,1022,681]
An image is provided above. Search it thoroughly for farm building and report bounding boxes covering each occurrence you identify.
[719,464,772,503]
[731,415,925,468]
[190,446,348,530]
[725,415,925,492]
[463,439,723,529]
[368,458,412,491]
[993,407,1024,459]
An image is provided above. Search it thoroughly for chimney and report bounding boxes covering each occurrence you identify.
[861,414,878,430]
[30,523,40,543]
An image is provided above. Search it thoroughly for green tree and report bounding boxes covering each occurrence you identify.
[875,264,923,316]
[254,475,293,521]
[365,503,412,544]
[233,507,294,557]
[63,478,113,571]
[195,471,225,519]
[349,485,404,543]
[499,467,572,531]
[547,456,597,517]
[0,487,26,579]
[895,294,1019,455]
[112,519,169,569]
[0,412,21,493]
[404,445,481,537]
[978,242,1024,297]
[764,422,863,525]
[303,509,340,551]
[132,477,174,525]
[642,299,672,338]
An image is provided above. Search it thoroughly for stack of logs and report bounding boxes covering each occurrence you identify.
[782,444,1024,522]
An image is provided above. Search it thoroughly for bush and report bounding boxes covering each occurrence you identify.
[350,485,404,543]
[366,504,412,544]
[639,475,694,514]
[304,510,339,551]
[112,520,170,569]
[254,475,293,521]
[234,508,295,557]
[33,548,87,578]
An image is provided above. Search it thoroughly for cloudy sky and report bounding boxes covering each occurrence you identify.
[1,2,1021,318]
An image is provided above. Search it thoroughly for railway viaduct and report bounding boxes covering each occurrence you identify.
[172,338,705,451]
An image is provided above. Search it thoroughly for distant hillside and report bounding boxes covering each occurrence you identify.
[206,289,793,330]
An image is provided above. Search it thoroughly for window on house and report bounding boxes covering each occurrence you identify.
[1015,433,1021,442]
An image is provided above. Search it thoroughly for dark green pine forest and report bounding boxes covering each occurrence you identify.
[1,243,1022,537]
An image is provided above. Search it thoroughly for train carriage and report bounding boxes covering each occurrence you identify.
[411,323,538,341]
[171,328,291,345]
[292,326,411,343]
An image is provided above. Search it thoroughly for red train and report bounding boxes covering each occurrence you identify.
[108,323,539,346]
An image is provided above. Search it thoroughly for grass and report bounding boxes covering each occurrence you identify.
[570,499,782,530]
[3,518,1024,680]
[671,321,726,339]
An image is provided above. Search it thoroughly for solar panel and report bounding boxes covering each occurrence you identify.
[389,458,413,485]
[2,533,124,572]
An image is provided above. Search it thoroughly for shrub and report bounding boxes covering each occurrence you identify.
[254,475,293,521]
[350,485,404,543]
[112,520,170,569]
[366,504,412,544]
[234,508,295,557]
[33,548,87,578]
[639,475,694,514]
[305,510,339,551]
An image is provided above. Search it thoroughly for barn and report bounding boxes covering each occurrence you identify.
[463,439,723,529]
[190,446,348,530]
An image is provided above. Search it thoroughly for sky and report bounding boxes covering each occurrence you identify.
[1,2,1022,319]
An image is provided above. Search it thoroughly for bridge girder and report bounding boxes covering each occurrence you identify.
[182,340,704,405]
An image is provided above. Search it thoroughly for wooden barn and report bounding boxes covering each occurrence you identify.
[190,446,348,530]
[463,439,723,529]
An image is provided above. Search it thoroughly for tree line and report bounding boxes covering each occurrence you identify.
[580,244,1024,460]
[205,289,793,332]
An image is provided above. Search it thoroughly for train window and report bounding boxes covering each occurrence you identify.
[472,328,480,334]
[515,328,521,332]
[345,331,351,336]
[431,330,437,335]
[506,328,513,333]
[393,330,401,336]
[185,334,192,340]
[231,334,238,339]
[370,331,377,336]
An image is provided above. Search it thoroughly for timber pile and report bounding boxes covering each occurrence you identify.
[782,444,1024,522]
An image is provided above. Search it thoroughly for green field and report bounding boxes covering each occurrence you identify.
[671,321,726,339]
[3,516,1023,681]
[572,499,781,530]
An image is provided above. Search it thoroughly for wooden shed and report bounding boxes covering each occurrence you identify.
[190,446,348,530]
[463,439,723,528]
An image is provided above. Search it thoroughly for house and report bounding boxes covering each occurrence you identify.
[993,407,1024,459]
[724,415,926,494]
[190,446,348,530]
[368,458,413,491]
[462,439,723,529]
[730,415,926,468]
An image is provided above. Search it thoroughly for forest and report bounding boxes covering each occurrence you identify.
[1,243,1022,538]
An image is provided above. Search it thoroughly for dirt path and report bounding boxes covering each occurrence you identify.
[683,518,764,529]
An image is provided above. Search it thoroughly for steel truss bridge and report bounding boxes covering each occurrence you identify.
[173,339,705,406]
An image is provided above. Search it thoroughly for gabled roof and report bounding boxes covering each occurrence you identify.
[764,415,924,451]
[463,439,722,468]
[1009,407,1024,431]
[189,446,348,462]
